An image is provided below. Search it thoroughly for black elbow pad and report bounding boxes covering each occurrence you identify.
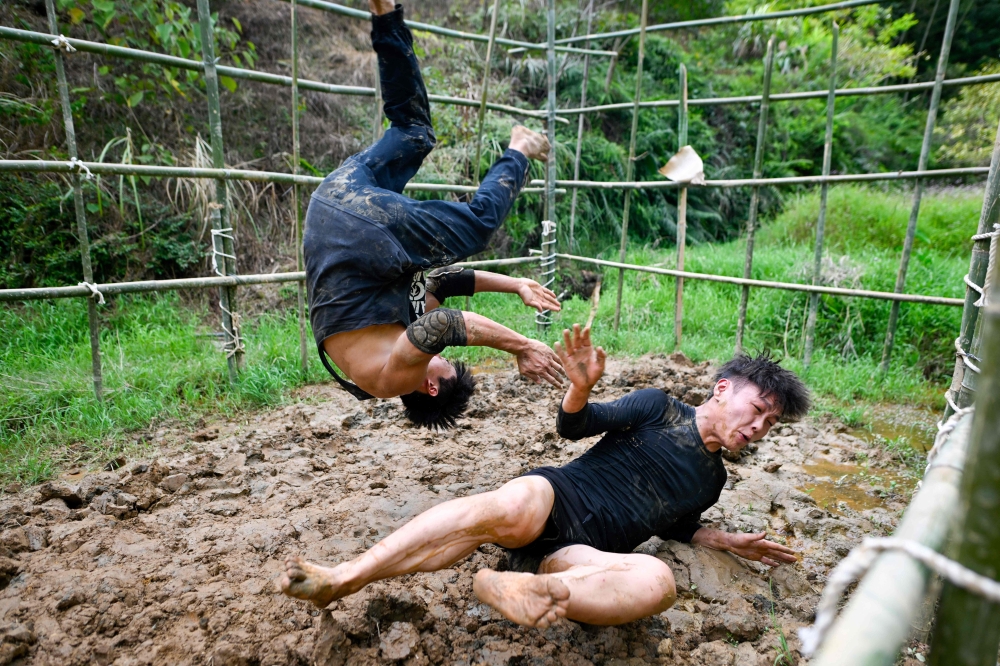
[426,267,475,302]
[406,308,468,355]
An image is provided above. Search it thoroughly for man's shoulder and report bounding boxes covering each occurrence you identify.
[655,390,695,425]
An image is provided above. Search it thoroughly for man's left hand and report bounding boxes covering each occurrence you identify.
[725,532,798,567]
[518,279,561,313]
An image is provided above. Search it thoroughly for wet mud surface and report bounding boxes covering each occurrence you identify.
[0,355,921,665]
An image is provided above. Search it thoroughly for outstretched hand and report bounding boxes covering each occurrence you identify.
[725,532,798,567]
[517,339,565,388]
[517,279,561,313]
[554,324,606,392]
[509,125,550,162]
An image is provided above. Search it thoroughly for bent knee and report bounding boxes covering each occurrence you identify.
[491,478,553,543]
[635,557,676,614]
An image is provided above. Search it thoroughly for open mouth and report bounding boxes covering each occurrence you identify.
[737,432,749,444]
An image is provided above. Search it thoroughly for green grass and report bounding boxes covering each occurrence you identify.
[0,185,980,485]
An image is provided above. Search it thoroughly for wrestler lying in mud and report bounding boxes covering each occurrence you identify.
[280,325,812,628]
[304,0,564,428]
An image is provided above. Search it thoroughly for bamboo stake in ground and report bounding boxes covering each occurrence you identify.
[674,63,688,352]
[536,0,558,334]
[568,0,595,253]
[197,0,243,380]
[291,0,309,378]
[44,0,103,401]
[472,0,500,185]
[880,0,961,374]
[804,23,838,369]
[946,115,1000,417]
[613,0,649,331]
[585,276,602,330]
[928,303,1000,666]
[734,37,775,355]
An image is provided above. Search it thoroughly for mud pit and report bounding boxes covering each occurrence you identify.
[0,355,921,665]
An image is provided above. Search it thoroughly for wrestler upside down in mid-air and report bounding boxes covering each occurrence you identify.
[304,0,564,428]
[280,325,811,627]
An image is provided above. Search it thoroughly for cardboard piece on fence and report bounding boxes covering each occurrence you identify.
[658,145,705,185]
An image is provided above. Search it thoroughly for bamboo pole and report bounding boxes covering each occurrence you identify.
[946,116,1000,417]
[613,0,649,331]
[536,0,557,334]
[568,0,595,253]
[0,27,555,121]
[197,0,242,380]
[559,254,963,306]
[0,256,965,306]
[929,303,1000,666]
[735,38,775,355]
[472,0,500,186]
[673,63,688,352]
[278,0,616,56]
[291,0,309,378]
[44,0,103,401]
[0,159,984,191]
[555,0,875,44]
[554,72,1000,116]
[881,0,961,374]
[810,411,974,665]
[804,22,839,369]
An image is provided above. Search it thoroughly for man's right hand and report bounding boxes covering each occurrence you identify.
[554,324,606,392]
[509,125,550,162]
[516,339,565,387]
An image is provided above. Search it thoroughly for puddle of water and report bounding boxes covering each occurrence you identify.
[801,459,916,513]
[847,413,935,454]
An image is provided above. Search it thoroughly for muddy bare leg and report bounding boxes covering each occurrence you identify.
[279,476,553,607]
[369,0,394,15]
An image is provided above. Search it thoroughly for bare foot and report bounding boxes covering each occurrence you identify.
[473,569,570,628]
[278,556,352,608]
[509,125,550,162]
[369,0,395,16]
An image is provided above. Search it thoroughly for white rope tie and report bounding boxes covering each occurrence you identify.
[535,220,557,327]
[219,304,245,358]
[953,336,981,375]
[50,35,77,53]
[799,536,1000,657]
[928,404,974,471]
[77,281,105,305]
[976,223,1000,307]
[210,227,236,277]
[68,157,93,180]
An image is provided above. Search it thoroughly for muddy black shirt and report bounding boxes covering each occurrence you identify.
[552,388,726,552]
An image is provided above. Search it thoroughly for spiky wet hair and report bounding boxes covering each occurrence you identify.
[714,351,811,421]
[399,361,476,430]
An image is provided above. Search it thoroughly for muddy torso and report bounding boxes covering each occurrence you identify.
[553,388,727,553]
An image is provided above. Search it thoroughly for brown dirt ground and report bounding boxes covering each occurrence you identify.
[0,354,920,666]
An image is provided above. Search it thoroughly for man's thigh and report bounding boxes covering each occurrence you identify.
[489,476,555,549]
[538,543,666,576]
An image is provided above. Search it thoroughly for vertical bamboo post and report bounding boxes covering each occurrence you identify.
[803,22,838,369]
[568,0,595,252]
[734,37,775,355]
[472,0,500,186]
[928,302,1000,666]
[613,0,649,331]
[291,0,309,378]
[880,0,961,373]
[673,63,688,351]
[371,57,383,142]
[536,0,557,334]
[197,0,242,381]
[945,116,1000,417]
[45,0,103,401]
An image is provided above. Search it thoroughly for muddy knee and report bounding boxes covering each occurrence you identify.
[647,559,677,613]
[491,479,553,544]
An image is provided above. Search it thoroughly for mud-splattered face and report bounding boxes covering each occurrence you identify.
[712,378,782,453]
[416,355,458,396]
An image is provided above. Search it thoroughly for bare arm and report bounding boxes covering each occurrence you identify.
[691,528,798,567]
[473,272,561,312]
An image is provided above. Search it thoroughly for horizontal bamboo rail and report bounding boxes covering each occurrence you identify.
[3,160,978,194]
[555,0,878,44]
[0,257,540,303]
[0,26,552,121]
[0,160,562,194]
[558,254,964,306]
[527,167,989,190]
[281,0,618,56]
[811,411,974,665]
[557,72,1000,116]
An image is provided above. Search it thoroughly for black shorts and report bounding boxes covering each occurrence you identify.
[504,467,602,573]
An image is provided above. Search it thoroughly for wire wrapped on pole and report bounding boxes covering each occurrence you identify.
[535,220,557,328]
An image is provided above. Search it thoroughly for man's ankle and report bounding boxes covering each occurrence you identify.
[369,0,396,16]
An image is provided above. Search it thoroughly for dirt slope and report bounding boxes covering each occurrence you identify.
[0,355,914,665]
